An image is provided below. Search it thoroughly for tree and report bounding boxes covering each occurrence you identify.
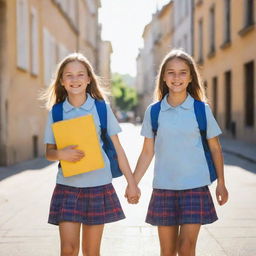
[111,73,138,111]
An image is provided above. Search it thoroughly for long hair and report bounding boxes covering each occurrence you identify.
[154,49,207,102]
[41,53,106,109]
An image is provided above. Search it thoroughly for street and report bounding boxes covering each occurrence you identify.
[0,124,256,256]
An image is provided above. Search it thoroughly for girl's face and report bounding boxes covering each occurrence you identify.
[163,58,192,94]
[61,61,91,96]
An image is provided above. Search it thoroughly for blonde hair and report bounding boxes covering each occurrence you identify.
[154,49,207,102]
[41,53,106,109]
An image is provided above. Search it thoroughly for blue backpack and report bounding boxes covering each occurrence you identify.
[52,100,123,178]
[150,99,217,182]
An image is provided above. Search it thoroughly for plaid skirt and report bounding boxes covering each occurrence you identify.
[146,186,218,226]
[48,183,125,225]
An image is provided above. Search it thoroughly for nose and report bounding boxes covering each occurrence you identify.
[173,73,180,80]
[71,76,80,82]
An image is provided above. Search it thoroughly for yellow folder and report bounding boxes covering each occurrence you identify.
[52,114,105,177]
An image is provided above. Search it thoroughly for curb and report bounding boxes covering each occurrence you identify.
[222,148,256,164]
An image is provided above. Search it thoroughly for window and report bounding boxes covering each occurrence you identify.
[208,6,215,56]
[224,71,232,130]
[43,28,57,86]
[245,0,254,27]
[43,28,51,85]
[58,43,69,62]
[178,40,182,49]
[16,0,29,70]
[198,19,203,63]
[196,0,203,6]
[59,0,68,14]
[68,1,77,27]
[30,7,39,75]
[185,0,189,16]
[212,77,218,118]
[244,61,254,127]
[181,0,186,19]
[223,0,231,44]
[239,0,255,35]
[184,34,188,53]
[86,0,96,15]
[32,135,38,158]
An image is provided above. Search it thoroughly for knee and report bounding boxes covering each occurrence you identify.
[177,239,196,256]
[82,248,100,256]
[160,248,177,256]
[160,252,176,256]
[61,244,79,256]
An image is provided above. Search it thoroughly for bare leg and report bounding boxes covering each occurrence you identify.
[59,222,81,256]
[177,224,201,256]
[82,224,104,256]
[158,225,179,256]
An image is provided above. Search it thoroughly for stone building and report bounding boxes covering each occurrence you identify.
[0,0,112,165]
[194,0,256,143]
[136,2,173,117]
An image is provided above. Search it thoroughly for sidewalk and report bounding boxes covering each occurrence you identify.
[220,136,256,164]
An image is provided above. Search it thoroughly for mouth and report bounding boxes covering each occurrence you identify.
[71,84,82,88]
[172,83,182,87]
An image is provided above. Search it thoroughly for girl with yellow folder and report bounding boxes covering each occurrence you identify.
[42,53,140,256]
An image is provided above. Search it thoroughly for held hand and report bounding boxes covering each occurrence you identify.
[59,145,85,162]
[125,184,141,204]
[216,183,228,206]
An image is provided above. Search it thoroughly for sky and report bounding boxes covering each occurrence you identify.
[99,0,170,77]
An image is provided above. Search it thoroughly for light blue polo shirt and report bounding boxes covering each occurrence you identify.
[44,93,121,188]
[141,94,222,190]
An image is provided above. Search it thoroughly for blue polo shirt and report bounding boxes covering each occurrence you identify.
[44,93,121,188]
[141,94,222,190]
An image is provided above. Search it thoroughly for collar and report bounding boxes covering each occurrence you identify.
[63,93,95,112]
[161,93,194,111]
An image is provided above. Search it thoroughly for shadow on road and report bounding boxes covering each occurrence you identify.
[0,157,53,181]
[223,152,256,175]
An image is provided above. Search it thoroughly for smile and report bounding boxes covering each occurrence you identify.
[71,84,82,88]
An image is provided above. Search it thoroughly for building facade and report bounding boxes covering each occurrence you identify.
[136,2,173,117]
[136,0,256,143]
[172,0,194,55]
[194,0,256,143]
[0,0,112,165]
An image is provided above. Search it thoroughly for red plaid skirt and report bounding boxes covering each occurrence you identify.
[48,183,125,225]
[146,186,218,226]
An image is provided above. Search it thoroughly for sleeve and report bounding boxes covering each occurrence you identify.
[140,105,154,138]
[106,103,122,136]
[205,104,222,139]
[44,111,56,144]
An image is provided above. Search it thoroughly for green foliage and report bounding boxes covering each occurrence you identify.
[111,73,138,111]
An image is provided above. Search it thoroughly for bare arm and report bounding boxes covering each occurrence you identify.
[110,135,140,203]
[208,137,228,205]
[133,137,155,185]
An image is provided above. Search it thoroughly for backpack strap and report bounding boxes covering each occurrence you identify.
[52,102,64,122]
[150,101,161,136]
[194,99,217,182]
[51,102,64,169]
[95,100,107,135]
[193,100,207,137]
[95,99,123,178]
